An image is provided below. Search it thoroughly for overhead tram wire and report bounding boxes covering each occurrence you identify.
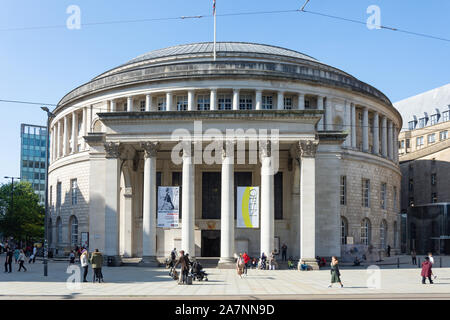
[0,8,449,43]
[1,98,445,132]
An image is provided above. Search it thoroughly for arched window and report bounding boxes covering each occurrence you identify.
[380,220,387,249]
[393,221,398,248]
[56,217,62,245]
[361,218,371,245]
[70,216,78,247]
[341,217,348,245]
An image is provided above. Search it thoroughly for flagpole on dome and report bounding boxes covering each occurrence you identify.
[213,0,216,61]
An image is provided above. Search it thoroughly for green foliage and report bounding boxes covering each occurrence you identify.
[0,181,44,242]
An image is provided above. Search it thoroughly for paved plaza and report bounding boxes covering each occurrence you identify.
[1,255,450,299]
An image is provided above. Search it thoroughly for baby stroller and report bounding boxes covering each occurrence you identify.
[190,261,208,281]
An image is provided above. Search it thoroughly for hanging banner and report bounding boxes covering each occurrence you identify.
[157,186,180,228]
[237,186,259,228]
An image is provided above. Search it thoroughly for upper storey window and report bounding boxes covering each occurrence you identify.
[262,95,273,110]
[430,114,438,125]
[408,121,415,131]
[239,94,253,110]
[443,111,449,122]
[157,97,166,111]
[418,118,425,128]
[177,96,188,111]
[140,100,145,112]
[197,95,210,111]
[283,96,292,110]
[218,94,232,110]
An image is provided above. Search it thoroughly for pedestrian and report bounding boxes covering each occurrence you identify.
[242,252,250,275]
[236,253,245,278]
[174,250,189,285]
[269,251,277,270]
[80,248,89,282]
[411,249,417,265]
[4,247,13,273]
[251,258,257,269]
[421,256,433,284]
[13,248,20,264]
[17,250,27,272]
[281,243,287,261]
[328,256,343,288]
[69,250,76,264]
[89,249,104,283]
[428,252,437,279]
[31,245,37,263]
[387,245,391,257]
[260,252,267,270]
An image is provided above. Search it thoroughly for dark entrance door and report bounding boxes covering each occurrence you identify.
[201,230,221,257]
[202,172,221,219]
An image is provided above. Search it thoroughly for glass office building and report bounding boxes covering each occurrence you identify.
[20,124,47,204]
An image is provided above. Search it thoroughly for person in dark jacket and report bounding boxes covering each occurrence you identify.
[328,256,343,288]
[174,250,190,285]
[421,256,433,284]
[89,249,104,283]
[4,247,13,273]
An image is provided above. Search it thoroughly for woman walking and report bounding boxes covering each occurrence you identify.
[328,256,343,288]
[17,250,27,272]
[421,256,433,284]
[236,253,245,278]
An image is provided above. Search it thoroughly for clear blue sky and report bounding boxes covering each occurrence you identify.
[0,0,449,183]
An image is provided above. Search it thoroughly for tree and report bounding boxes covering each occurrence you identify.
[0,181,44,245]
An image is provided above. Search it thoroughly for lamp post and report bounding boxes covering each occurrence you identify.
[4,176,20,246]
[41,106,55,277]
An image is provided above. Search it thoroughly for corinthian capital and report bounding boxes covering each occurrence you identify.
[104,142,121,159]
[259,140,272,158]
[141,141,160,158]
[297,140,319,158]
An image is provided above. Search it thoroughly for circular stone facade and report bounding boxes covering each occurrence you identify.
[48,42,402,262]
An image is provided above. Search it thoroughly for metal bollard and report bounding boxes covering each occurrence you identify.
[418,258,421,268]
[440,257,442,268]
[397,257,400,269]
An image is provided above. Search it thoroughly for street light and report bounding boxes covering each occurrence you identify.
[41,106,55,277]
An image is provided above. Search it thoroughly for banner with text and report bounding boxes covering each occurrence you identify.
[157,186,180,228]
[237,186,259,228]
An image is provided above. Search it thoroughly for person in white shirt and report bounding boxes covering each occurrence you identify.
[428,252,437,279]
[80,249,89,282]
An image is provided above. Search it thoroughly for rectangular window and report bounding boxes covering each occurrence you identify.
[218,94,232,110]
[283,96,292,110]
[431,173,436,186]
[340,176,347,205]
[362,179,370,208]
[442,111,449,122]
[400,140,405,149]
[430,114,438,125]
[393,186,397,211]
[71,179,78,205]
[262,95,273,110]
[380,182,387,210]
[176,96,188,111]
[157,97,166,111]
[428,133,435,144]
[56,182,61,213]
[304,99,311,109]
[406,139,410,148]
[416,136,424,147]
[239,94,253,110]
[431,193,437,203]
[197,95,210,111]
[274,172,283,220]
[139,100,146,112]
[408,121,415,131]
[418,118,425,128]
[440,130,448,141]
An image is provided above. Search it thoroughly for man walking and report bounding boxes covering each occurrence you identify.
[281,244,287,261]
[428,252,437,280]
[4,247,13,273]
[80,248,89,282]
[28,245,37,264]
[174,250,189,285]
[243,252,250,275]
[17,250,27,272]
[89,249,104,283]
[411,249,417,265]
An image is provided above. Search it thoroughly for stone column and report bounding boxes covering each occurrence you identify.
[141,141,160,265]
[373,112,380,155]
[188,90,195,111]
[325,98,332,131]
[351,103,356,149]
[394,126,398,163]
[219,141,235,266]
[82,107,87,150]
[121,183,133,258]
[166,92,173,111]
[260,141,274,256]
[232,89,240,111]
[298,93,305,110]
[362,107,369,152]
[56,120,61,158]
[182,143,195,256]
[210,89,217,111]
[87,106,92,133]
[317,96,324,131]
[110,100,116,112]
[127,97,133,112]
[103,142,122,266]
[381,116,388,157]
[255,90,262,110]
[63,116,68,157]
[298,140,319,269]
[277,91,284,110]
[71,112,78,153]
[145,94,152,112]
[388,120,393,160]
[344,101,351,147]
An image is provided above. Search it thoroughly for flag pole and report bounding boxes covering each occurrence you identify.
[213,0,216,61]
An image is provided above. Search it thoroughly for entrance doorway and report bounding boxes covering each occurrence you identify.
[201,230,220,257]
